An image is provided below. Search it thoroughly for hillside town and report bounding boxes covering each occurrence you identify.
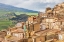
[0,2,64,42]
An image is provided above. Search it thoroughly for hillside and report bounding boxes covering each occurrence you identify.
[0,3,39,30]
[0,3,38,13]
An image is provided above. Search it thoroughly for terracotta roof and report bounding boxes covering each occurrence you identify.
[35,29,60,36]
[55,40,64,42]
[11,28,24,33]
[0,37,4,41]
[7,36,20,41]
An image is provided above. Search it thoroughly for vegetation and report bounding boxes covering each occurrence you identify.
[15,12,38,15]
[0,3,38,30]
[10,14,28,22]
[0,12,16,30]
[0,11,38,30]
[0,20,15,30]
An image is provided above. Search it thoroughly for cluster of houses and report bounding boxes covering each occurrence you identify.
[0,2,64,42]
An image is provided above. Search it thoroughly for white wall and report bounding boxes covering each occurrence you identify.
[13,33,23,39]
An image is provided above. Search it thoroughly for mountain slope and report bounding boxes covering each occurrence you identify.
[0,3,38,13]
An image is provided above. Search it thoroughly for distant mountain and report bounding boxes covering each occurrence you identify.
[0,3,38,13]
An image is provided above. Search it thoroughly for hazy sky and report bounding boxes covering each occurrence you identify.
[0,0,64,12]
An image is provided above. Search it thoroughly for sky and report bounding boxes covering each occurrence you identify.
[0,0,64,12]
